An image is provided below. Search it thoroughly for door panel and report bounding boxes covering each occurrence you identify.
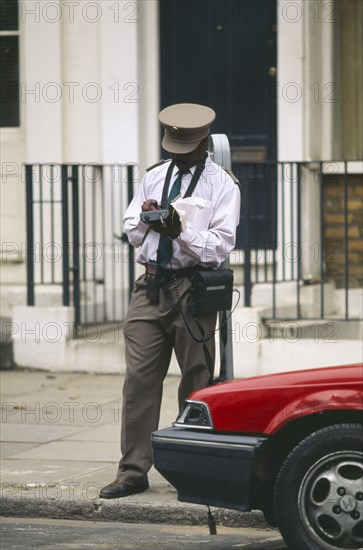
[160,0,277,248]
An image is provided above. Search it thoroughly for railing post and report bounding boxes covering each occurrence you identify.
[127,164,135,302]
[25,165,35,306]
[61,165,70,306]
[319,162,325,318]
[343,161,349,320]
[242,171,251,307]
[71,165,80,325]
[296,163,302,318]
[244,250,251,306]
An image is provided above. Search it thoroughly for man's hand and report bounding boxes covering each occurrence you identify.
[141,199,164,234]
[142,199,159,212]
[141,199,180,239]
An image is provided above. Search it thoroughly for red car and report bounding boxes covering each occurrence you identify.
[152,363,363,550]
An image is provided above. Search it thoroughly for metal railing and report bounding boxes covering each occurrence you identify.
[25,163,135,325]
[237,160,363,320]
[25,160,363,324]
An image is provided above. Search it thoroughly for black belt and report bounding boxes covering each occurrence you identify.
[160,267,194,281]
[144,266,206,282]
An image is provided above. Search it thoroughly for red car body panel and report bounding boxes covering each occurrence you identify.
[188,363,363,434]
[152,362,363,522]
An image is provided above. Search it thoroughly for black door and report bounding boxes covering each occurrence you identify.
[159,0,277,249]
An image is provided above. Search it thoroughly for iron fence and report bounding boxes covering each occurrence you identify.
[237,160,363,320]
[25,163,135,326]
[25,160,363,324]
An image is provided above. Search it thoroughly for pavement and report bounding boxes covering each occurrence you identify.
[0,369,271,530]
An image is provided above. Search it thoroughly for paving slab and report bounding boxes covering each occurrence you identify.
[62,423,120,442]
[0,460,113,485]
[0,423,84,443]
[10,440,120,462]
[1,442,40,459]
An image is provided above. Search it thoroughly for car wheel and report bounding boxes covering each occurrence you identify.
[274,423,363,550]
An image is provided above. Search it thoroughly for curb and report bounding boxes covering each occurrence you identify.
[0,496,273,530]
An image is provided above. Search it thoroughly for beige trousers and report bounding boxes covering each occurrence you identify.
[116,274,216,485]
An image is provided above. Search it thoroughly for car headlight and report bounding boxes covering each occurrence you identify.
[173,400,213,430]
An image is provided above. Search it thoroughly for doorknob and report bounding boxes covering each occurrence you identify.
[268,67,277,77]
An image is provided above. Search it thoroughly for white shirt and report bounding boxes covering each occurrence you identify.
[123,154,241,269]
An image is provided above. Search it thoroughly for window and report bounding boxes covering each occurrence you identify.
[0,0,20,127]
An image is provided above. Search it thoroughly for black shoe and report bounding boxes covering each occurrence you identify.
[99,480,149,499]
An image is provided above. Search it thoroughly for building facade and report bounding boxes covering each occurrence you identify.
[1,0,362,374]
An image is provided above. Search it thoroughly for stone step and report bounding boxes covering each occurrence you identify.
[264,318,363,341]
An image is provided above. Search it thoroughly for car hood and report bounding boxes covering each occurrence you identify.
[188,363,363,434]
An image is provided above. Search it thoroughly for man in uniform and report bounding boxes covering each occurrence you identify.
[100,103,241,499]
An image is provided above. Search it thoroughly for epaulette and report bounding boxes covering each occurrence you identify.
[222,167,240,186]
[146,159,168,172]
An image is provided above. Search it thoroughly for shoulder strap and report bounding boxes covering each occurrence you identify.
[160,155,207,207]
[183,160,206,198]
[160,161,176,207]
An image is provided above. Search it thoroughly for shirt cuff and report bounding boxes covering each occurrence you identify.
[126,220,150,246]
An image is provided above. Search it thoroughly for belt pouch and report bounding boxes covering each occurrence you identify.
[190,269,233,318]
[145,261,161,303]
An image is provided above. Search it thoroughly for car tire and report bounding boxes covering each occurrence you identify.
[274,423,363,550]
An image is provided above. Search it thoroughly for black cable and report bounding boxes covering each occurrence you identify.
[170,269,240,344]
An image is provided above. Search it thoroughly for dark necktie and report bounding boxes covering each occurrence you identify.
[157,169,188,267]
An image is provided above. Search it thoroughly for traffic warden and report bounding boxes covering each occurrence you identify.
[100,103,241,499]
